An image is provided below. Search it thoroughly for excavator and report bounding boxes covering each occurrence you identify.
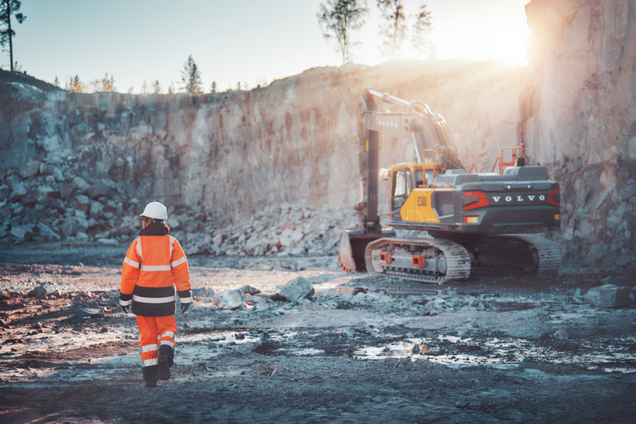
[337,89,561,283]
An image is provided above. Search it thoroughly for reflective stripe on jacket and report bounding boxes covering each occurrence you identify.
[120,234,191,317]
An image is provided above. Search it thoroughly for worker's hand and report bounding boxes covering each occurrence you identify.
[181,303,190,314]
[122,305,129,314]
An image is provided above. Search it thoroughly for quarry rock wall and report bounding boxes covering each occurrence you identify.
[1,0,635,267]
[524,0,636,266]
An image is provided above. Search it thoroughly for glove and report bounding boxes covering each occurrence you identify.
[181,303,190,314]
[122,305,129,314]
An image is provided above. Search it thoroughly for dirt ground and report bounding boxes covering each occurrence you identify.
[1,243,635,423]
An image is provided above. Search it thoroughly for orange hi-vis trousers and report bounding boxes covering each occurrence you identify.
[136,315,177,367]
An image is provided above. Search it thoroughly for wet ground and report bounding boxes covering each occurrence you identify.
[1,243,635,423]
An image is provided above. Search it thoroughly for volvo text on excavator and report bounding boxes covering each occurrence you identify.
[337,89,561,284]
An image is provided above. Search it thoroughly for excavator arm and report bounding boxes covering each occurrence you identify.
[339,89,463,273]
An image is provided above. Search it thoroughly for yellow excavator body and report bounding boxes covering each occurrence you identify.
[399,189,441,223]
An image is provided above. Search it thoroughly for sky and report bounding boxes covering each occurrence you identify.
[2,0,532,93]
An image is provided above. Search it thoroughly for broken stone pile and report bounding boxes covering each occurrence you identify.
[188,203,357,257]
[0,158,357,259]
[0,159,224,247]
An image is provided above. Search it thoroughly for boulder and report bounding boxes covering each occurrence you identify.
[76,308,104,319]
[39,163,54,176]
[33,286,48,299]
[37,223,61,242]
[584,284,630,308]
[18,161,40,179]
[60,217,87,238]
[6,175,21,190]
[89,200,104,217]
[10,225,33,242]
[60,183,75,199]
[20,193,37,207]
[0,185,9,201]
[75,195,91,212]
[73,177,91,194]
[34,186,53,203]
[102,199,117,213]
[239,285,261,295]
[278,276,314,302]
[215,290,244,310]
[167,216,180,229]
[8,183,28,202]
[87,181,109,199]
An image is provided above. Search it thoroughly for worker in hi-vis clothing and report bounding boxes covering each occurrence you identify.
[119,201,192,387]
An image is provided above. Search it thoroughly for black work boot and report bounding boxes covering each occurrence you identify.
[158,345,174,381]
[143,364,159,387]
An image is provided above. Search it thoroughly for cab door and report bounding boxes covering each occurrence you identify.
[390,169,412,221]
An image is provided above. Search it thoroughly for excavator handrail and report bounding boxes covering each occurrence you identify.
[368,89,411,108]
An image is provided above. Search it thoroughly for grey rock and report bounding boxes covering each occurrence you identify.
[8,183,28,202]
[75,195,91,212]
[60,183,75,199]
[39,163,54,176]
[89,200,103,217]
[192,287,214,297]
[278,276,314,302]
[6,175,21,190]
[33,286,48,299]
[216,290,244,310]
[37,223,61,242]
[87,181,109,199]
[73,177,91,194]
[76,308,104,319]
[102,199,117,213]
[34,186,53,203]
[239,285,260,294]
[19,161,40,179]
[584,284,630,308]
[0,185,9,201]
[554,326,568,340]
[19,193,36,207]
[10,225,33,242]
[52,167,64,182]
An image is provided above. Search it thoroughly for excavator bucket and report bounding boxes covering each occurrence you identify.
[338,229,395,273]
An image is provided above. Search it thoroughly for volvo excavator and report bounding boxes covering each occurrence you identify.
[337,89,561,284]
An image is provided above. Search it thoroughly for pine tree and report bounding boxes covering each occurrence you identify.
[180,55,202,94]
[152,80,161,94]
[168,81,175,94]
[377,0,407,61]
[0,0,26,72]
[91,73,115,92]
[411,3,436,61]
[54,76,59,87]
[141,80,148,94]
[209,81,217,93]
[66,76,85,93]
[318,0,368,64]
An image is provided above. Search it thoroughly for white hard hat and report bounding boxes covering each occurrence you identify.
[140,201,168,220]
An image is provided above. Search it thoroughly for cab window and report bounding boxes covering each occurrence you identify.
[392,170,412,210]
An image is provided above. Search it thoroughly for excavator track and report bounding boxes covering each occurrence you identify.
[364,237,471,284]
[430,233,561,277]
[509,234,561,276]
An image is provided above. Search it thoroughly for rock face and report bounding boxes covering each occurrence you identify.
[524,0,636,266]
[0,0,635,268]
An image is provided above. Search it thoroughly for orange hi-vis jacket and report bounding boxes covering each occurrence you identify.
[120,233,191,317]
